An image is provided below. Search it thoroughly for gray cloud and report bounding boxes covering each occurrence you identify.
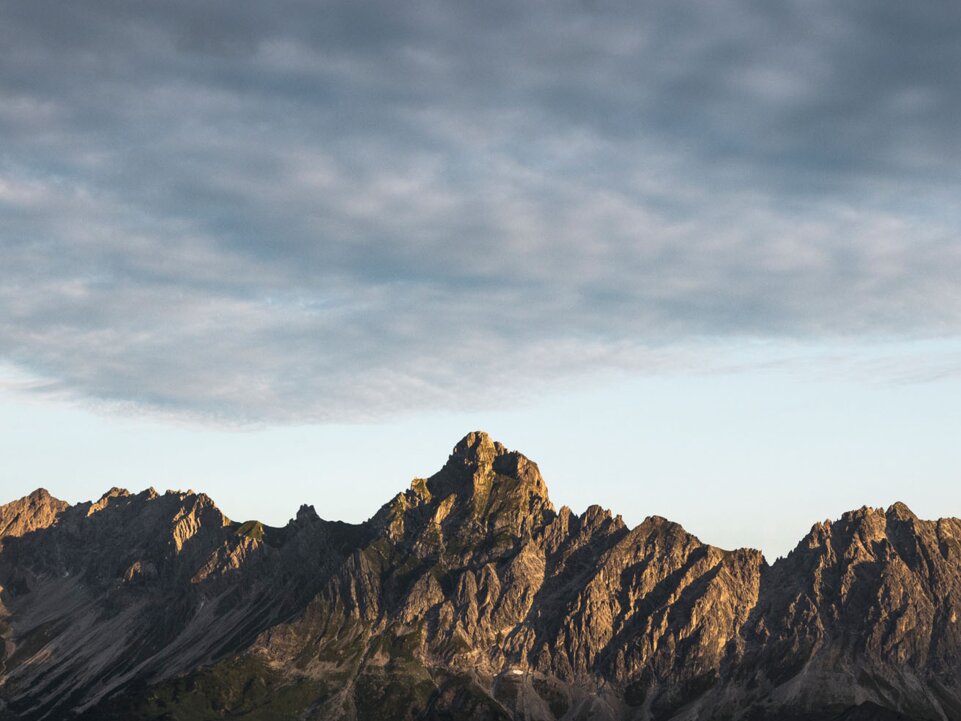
[1,0,960,421]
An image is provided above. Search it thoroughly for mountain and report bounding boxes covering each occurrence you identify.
[1,431,960,721]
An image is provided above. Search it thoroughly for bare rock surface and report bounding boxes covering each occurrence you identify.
[0,490,69,548]
[0,432,959,720]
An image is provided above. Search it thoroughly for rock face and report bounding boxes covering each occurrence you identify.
[0,432,959,721]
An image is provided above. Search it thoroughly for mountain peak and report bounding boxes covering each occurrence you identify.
[1,488,70,541]
[4,453,961,721]
[295,503,319,523]
[886,501,918,521]
[449,430,504,467]
[8,487,67,511]
[444,431,549,501]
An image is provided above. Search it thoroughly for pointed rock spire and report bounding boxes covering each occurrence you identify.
[449,430,503,469]
[1,488,70,540]
[437,431,551,508]
[886,501,918,521]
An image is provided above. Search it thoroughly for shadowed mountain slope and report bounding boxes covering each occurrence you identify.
[1,432,959,721]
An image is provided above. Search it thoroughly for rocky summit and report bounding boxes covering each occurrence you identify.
[1,432,960,721]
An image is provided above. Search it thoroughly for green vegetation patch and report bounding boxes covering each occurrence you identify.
[235,521,265,542]
[353,669,436,721]
[429,674,513,721]
[493,676,519,709]
[309,624,370,667]
[532,677,570,718]
[97,655,330,720]
[371,624,425,663]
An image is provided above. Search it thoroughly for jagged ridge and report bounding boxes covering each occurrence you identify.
[0,432,959,721]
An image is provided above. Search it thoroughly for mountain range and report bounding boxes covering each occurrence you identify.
[1,431,959,720]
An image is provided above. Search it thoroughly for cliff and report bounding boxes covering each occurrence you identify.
[1,432,958,721]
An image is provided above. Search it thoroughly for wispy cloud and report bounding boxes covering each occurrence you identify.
[1,0,960,421]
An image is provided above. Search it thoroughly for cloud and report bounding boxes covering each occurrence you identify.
[1,0,960,421]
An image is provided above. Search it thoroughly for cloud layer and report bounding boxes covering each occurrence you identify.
[1,0,960,421]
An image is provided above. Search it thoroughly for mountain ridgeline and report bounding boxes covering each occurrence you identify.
[1,432,960,721]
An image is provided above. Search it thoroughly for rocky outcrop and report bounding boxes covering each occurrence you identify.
[0,432,959,721]
[0,490,69,549]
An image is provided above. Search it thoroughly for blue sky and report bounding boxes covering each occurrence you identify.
[3,340,959,560]
[2,1,960,558]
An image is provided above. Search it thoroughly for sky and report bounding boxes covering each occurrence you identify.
[1,0,960,559]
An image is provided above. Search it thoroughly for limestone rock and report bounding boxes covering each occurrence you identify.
[0,434,958,721]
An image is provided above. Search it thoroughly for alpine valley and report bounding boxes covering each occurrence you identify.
[1,432,960,721]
